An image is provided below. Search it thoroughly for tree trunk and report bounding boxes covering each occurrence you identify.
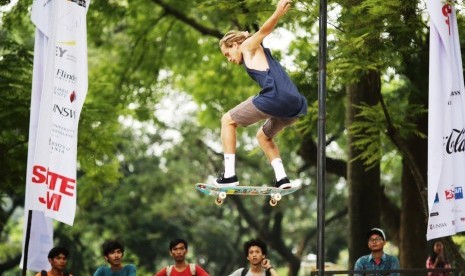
[399,158,427,268]
[347,70,382,268]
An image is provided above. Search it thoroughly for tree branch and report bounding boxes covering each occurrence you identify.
[150,0,223,38]
[378,90,428,216]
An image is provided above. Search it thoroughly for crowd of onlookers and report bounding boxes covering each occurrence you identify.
[36,238,278,276]
[37,228,453,276]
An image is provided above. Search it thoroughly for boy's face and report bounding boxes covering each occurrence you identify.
[170,242,187,262]
[246,245,265,266]
[220,43,242,65]
[367,234,385,252]
[105,248,124,267]
[49,253,67,271]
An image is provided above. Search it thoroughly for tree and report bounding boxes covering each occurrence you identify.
[2,0,465,275]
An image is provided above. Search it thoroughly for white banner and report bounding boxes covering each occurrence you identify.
[20,211,54,271]
[25,0,90,226]
[21,0,90,270]
[427,0,465,240]
[20,0,56,270]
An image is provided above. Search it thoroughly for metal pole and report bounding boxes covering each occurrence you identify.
[22,210,33,276]
[317,0,327,274]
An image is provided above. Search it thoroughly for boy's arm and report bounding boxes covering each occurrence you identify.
[242,0,291,51]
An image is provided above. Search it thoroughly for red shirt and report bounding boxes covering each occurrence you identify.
[154,265,209,276]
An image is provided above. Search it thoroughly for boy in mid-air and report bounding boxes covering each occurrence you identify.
[216,0,307,189]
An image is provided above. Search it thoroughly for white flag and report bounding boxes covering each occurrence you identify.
[21,0,55,270]
[21,0,90,270]
[25,0,90,225]
[427,0,465,240]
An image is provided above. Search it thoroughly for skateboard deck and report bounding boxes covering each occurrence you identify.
[195,182,301,206]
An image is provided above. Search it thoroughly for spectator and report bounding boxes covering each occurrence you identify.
[228,238,278,276]
[426,240,452,276]
[93,240,136,276]
[354,228,400,276]
[36,246,74,276]
[153,238,209,276]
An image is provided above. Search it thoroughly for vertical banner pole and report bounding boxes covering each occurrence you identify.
[21,210,33,276]
[317,0,327,274]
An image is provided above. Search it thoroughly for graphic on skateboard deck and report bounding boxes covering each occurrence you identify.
[195,183,301,206]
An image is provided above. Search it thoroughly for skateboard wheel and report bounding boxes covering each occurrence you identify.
[274,193,282,201]
[215,198,223,206]
[269,199,278,206]
[219,192,227,199]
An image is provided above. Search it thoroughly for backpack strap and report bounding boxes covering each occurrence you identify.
[189,263,196,275]
[167,264,196,276]
[166,265,173,276]
[41,271,47,276]
[240,267,270,276]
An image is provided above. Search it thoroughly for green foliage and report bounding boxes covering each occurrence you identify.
[348,74,427,168]
[4,0,465,274]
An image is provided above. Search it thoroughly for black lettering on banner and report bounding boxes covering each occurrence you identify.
[69,0,86,8]
[444,128,465,154]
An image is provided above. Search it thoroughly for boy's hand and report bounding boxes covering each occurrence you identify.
[261,259,272,269]
[276,0,292,16]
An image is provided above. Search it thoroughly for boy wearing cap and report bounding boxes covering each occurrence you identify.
[354,228,400,276]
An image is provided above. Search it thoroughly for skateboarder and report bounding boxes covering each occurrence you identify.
[216,0,307,189]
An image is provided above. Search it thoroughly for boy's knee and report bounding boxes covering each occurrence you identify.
[221,113,231,124]
[221,112,237,127]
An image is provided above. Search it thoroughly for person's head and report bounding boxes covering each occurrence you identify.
[433,240,445,254]
[243,239,267,266]
[366,228,386,252]
[102,240,125,268]
[431,240,447,265]
[47,247,69,271]
[219,30,251,65]
[169,238,189,262]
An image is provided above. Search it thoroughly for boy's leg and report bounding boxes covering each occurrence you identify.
[257,129,290,188]
[258,117,299,189]
[221,113,237,155]
[216,98,268,186]
[256,128,280,162]
[220,113,237,178]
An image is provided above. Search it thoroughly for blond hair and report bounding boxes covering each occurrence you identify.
[219,30,251,48]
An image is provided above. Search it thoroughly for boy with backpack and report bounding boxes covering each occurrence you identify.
[228,239,278,276]
[36,246,73,276]
[153,238,209,276]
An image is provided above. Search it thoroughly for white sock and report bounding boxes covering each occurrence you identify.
[271,158,287,181]
[224,154,236,178]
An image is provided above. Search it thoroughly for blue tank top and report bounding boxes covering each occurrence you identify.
[243,47,307,118]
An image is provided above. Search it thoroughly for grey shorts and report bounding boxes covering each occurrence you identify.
[228,97,298,138]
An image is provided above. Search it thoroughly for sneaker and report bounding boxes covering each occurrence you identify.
[275,177,292,189]
[215,172,239,186]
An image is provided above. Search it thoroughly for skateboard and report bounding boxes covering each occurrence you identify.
[195,183,301,206]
